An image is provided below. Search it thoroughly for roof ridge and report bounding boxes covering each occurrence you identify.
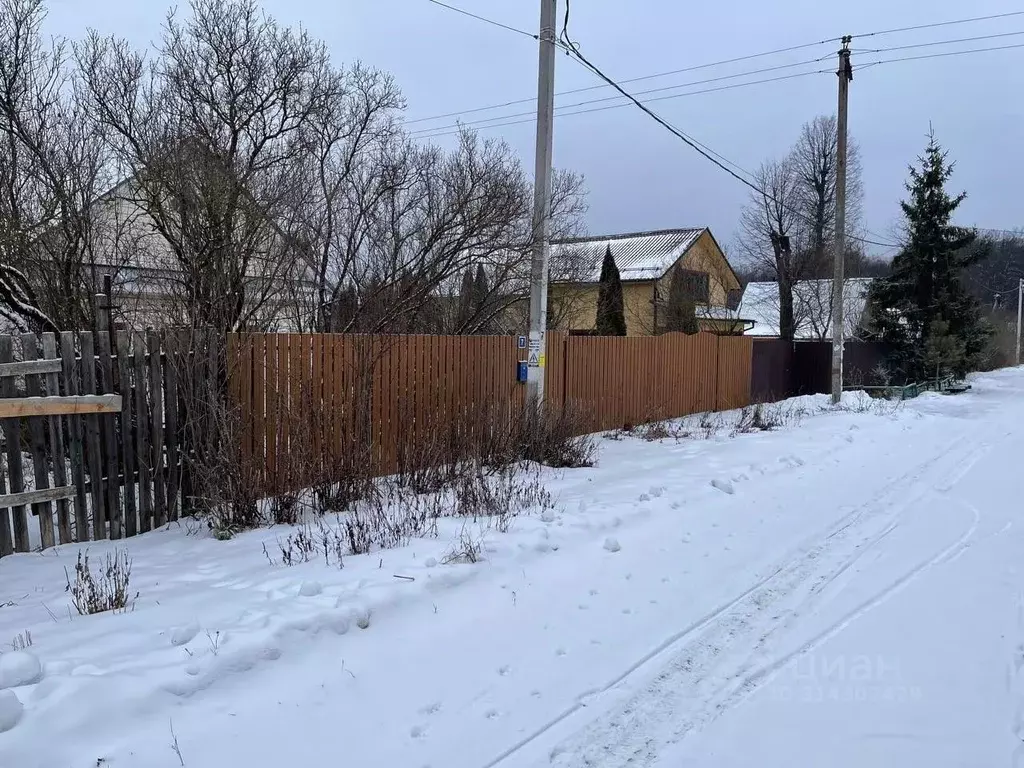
[552,227,705,245]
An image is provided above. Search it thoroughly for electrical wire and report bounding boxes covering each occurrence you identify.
[409,55,833,136]
[413,69,830,140]
[426,0,538,40]
[405,36,840,126]
[852,10,1024,39]
[553,1,901,252]
[857,41,1024,69]
[854,29,1024,54]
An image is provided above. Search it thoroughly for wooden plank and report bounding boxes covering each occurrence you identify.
[96,332,122,539]
[61,332,88,541]
[0,358,63,378]
[116,331,137,538]
[163,331,180,521]
[148,332,166,527]
[41,334,72,544]
[0,395,123,418]
[20,334,55,549]
[0,485,76,508]
[79,333,106,541]
[0,337,28,552]
[133,334,153,533]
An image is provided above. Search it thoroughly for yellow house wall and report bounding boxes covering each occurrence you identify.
[548,282,655,336]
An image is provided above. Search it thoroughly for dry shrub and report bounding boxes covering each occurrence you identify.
[175,331,264,538]
[65,549,137,615]
[274,517,347,567]
[442,524,486,565]
[451,462,555,533]
[698,410,724,439]
[733,403,806,435]
[517,402,596,469]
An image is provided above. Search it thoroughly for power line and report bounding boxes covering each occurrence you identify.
[409,55,832,136]
[405,37,840,126]
[857,41,1024,68]
[855,29,1024,54]
[852,10,1024,39]
[425,0,537,40]
[553,2,901,252]
[413,68,830,140]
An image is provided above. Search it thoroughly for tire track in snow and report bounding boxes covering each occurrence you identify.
[480,433,986,768]
[708,494,981,727]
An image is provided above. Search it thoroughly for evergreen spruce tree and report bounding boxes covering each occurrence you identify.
[663,266,701,335]
[868,133,990,380]
[472,264,491,333]
[595,245,627,336]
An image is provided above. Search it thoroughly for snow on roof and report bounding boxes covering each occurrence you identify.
[739,278,874,339]
[550,228,706,284]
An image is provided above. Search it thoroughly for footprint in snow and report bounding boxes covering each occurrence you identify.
[711,478,735,495]
[498,665,511,677]
[555,647,567,657]
[410,724,426,739]
[419,702,442,716]
[484,708,500,720]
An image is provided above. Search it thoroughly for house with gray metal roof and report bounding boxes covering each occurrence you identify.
[547,228,749,335]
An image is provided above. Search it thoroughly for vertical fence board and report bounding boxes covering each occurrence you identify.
[148,332,166,527]
[42,334,73,544]
[20,333,55,550]
[0,447,10,557]
[163,333,181,522]
[134,334,153,533]
[96,332,122,539]
[0,337,25,552]
[115,331,137,538]
[60,332,88,541]
[78,332,105,541]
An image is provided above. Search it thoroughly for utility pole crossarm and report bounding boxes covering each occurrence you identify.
[831,36,853,405]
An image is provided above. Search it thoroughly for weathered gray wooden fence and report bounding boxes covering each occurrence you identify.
[0,330,193,556]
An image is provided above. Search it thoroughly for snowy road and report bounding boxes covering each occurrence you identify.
[1,370,1023,768]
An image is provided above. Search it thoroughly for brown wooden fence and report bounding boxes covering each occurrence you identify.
[0,329,755,555]
[230,331,753,490]
[0,330,189,556]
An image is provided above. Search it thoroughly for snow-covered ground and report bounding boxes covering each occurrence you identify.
[1,369,1023,768]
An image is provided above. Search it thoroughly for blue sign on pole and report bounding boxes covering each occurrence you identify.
[517,335,527,350]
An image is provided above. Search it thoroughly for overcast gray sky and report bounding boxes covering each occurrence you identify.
[43,0,1024,259]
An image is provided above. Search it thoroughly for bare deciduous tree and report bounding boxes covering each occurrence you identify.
[737,114,865,340]
[78,0,337,331]
[0,0,129,332]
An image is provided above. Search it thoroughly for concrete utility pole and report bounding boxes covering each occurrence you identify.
[831,37,853,406]
[525,0,557,407]
[1016,277,1022,366]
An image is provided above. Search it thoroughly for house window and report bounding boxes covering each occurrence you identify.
[679,269,710,303]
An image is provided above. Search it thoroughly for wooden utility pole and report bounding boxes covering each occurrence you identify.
[831,37,853,405]
[525,0,557,408]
